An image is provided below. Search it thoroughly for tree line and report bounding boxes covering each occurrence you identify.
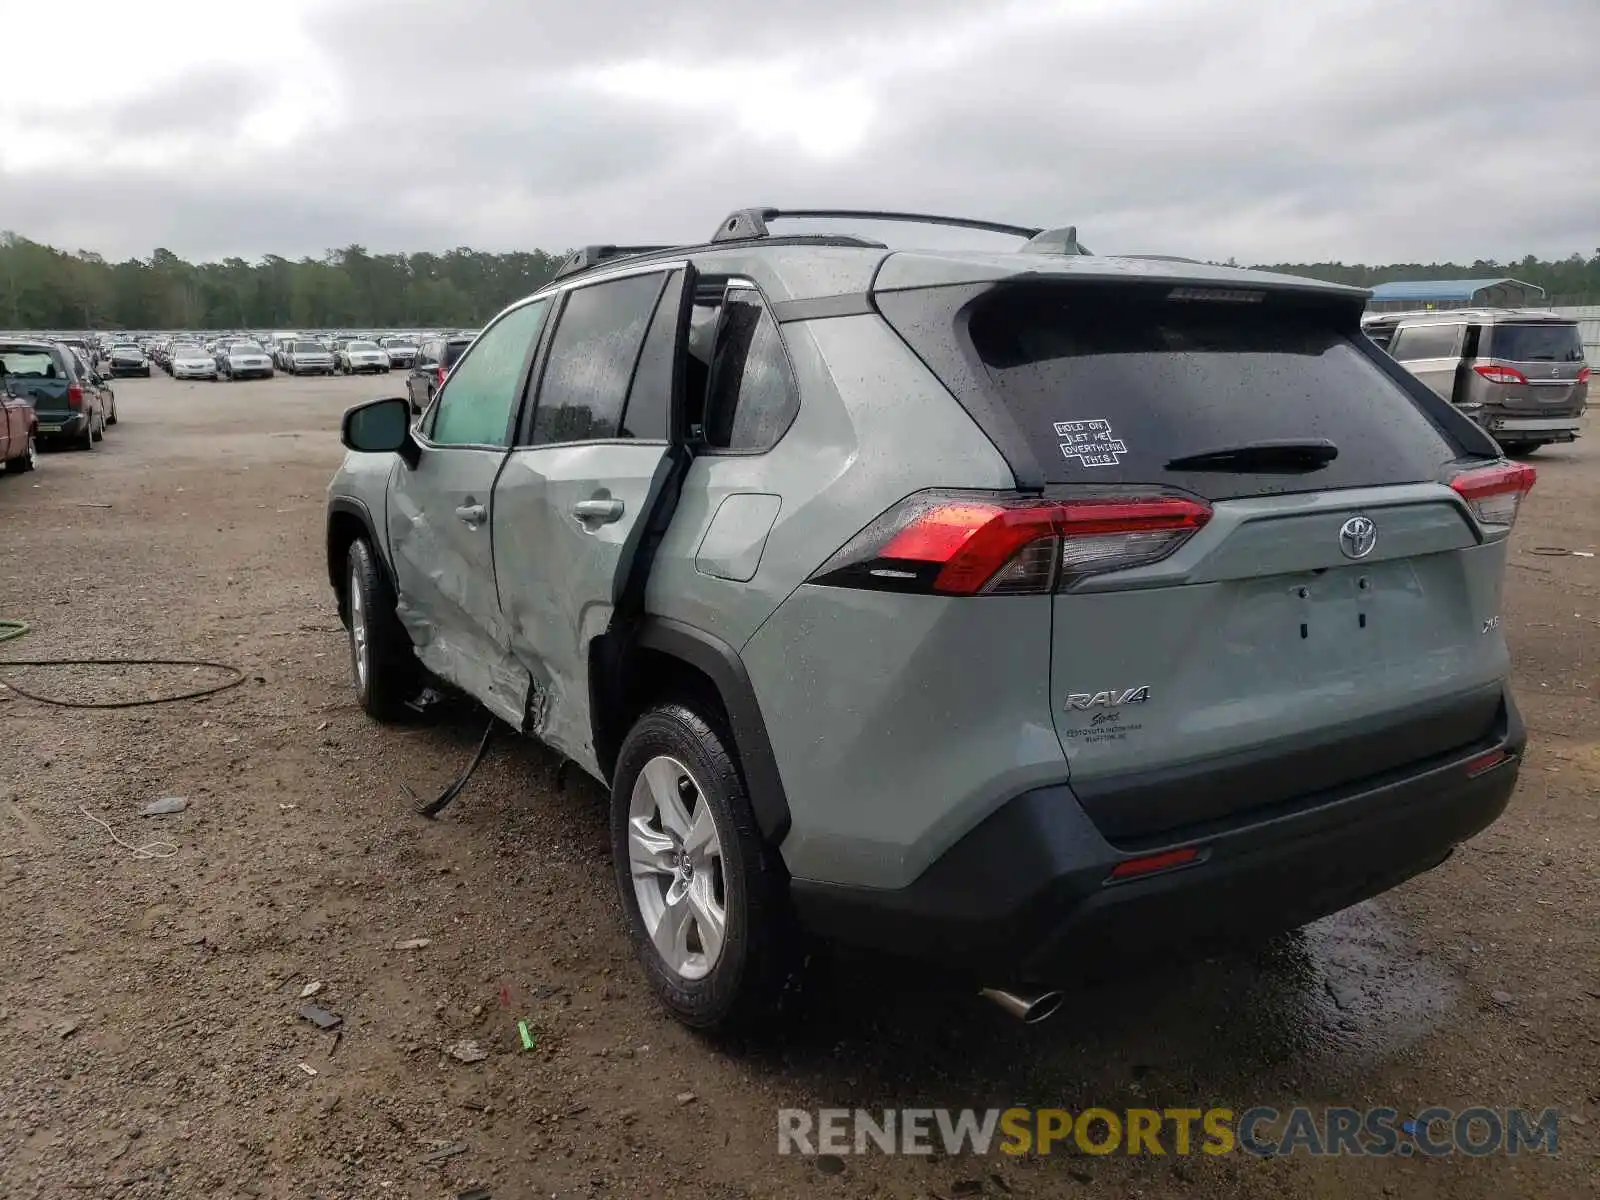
[4,230,1599,332]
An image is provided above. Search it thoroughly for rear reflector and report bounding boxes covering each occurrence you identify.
[1449,462,1536,535]
[810,490,1212,595]
[1473,364,1529,386]
[1579,367,1592,385]
[1466,749,1511,778]
[66,383,84,409]
[1107,846,1202,882]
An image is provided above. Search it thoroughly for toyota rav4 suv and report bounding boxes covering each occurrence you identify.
[326,208,1532,1030]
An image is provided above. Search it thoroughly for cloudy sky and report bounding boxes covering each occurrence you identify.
[3,0,1596,265]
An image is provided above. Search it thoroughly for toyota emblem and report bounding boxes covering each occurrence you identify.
[1339,516,1378,560]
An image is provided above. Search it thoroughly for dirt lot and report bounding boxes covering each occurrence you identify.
[0,373,1596,1200]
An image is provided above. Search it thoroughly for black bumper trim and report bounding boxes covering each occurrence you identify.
[791,688,1524,980]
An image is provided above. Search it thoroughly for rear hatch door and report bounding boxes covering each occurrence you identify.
[880,274,1511,844]
[0,345,73,420]
[1482,321,1588,412]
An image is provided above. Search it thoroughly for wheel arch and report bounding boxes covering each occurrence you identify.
[326,497,392,624]
[590,617,792,846]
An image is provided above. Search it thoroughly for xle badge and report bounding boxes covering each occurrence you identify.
[1064,686,1150,711]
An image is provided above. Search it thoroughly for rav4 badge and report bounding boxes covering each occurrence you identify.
[1065,686,1150,711]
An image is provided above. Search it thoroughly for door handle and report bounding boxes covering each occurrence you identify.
[455,503,487,525]
[571,497,624,524]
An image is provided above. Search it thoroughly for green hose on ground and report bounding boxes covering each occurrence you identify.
[0,619,30,644]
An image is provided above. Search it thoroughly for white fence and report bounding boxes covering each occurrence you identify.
[1552,306,1600,362]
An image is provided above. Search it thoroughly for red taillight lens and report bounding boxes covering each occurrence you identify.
[1107,846,1202,882]
[66,383,84,409]
[811,491,1212,595]
[1579,367,1592,385]
[1450,461,1536,534]
[435,366,448,387]
[1473,364,1529,386]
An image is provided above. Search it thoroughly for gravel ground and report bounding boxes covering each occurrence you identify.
[0,373,1596,1199]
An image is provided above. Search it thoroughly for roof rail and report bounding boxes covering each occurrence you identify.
[710,207,1043,243]
[553,244,676,281]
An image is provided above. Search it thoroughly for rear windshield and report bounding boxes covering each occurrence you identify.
[883,283,1464,500]
[0,349,59,377]
[1487,323,1584,363]
[441,340,471,368]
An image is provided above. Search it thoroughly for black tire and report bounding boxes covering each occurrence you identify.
[345,537,420,722]
[5,432,36,473]
[91,413,105,442]
[1500,441,1541,459]
[611,703,797,1032]
[78,419,95,451]
[106,395,118,425]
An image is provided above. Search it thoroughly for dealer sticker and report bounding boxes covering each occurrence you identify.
[1055,418,1127,468]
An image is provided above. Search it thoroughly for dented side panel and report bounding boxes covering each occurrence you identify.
[386,446,530,726]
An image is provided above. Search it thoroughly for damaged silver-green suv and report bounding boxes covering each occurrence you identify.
[326,208,1531,1030]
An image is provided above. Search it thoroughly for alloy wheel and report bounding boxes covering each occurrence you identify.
[627,755,728,980]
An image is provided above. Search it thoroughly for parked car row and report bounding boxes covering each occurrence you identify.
[0,338,119,467]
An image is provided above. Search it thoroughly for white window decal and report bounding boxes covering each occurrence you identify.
[1055,419,1127,467]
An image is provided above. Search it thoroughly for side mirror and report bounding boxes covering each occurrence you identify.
[341,396,419,466]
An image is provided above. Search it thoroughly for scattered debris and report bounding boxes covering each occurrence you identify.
[74,502,114,509]
[951,1181,984,1197]
[420,1142,469,1165]
[279,804,298,812]
[1491,990,1515,1006]
[676,1091,697,1106]
[449,1040,489,1064]
[298,1063,319,1077]
[299,981,324,999]
[517,1020,535,1051]
[298,1005,343,1031]
[393,937,432,951]
[139,797,189,817]
[1530,547,1573,556]
[457,1189,493,1200]
[57,1020,80,1039]
[1575,551,1597,559]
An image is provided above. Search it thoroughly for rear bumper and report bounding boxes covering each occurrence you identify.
[35,413,89,439]
[1484,415,1583,441]
[791,688,1524,980]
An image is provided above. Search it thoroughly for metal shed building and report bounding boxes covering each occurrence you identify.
[1365,278,1547,313]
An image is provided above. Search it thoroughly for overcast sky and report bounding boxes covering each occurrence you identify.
[3,0,1596,266]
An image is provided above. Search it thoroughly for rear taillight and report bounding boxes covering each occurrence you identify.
[435,366,448,388]
[1473,364,1529,386]
[809,490,1212,595]
[1579,367,1592,385]
[1450,462,1536,535]
[66,383,83,409]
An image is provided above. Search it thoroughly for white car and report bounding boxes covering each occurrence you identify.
[221,341,275,380]
[170,344,218,380]
[336,340,391,375]
[379,337,418,368]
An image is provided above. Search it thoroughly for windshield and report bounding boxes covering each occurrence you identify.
[293,341,325,353]
[173,345,205,357]
[347,341,379,351]
[0,349,57,377]
[383,339,416,349]
[1488,323,1585,363]
[231,342,264,353]
[112,344,142,354]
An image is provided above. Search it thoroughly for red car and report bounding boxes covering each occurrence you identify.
[0,365,39,474]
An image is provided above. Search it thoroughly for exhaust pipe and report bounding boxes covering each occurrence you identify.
[980,987,1065,1024]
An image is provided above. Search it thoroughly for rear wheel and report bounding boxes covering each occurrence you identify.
[345,537,420,722]
[78,420,95,451]
[91,413,105,442]
[106,396,118,425]
[1500,441,1541,459]
[611,703,797,1031]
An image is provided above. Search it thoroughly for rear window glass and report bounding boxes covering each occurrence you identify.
[1487,323,1584,363]
[1,350,57,377]
[948,285,1459,499]
[293,341,323,352]
[441,340,472,368]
